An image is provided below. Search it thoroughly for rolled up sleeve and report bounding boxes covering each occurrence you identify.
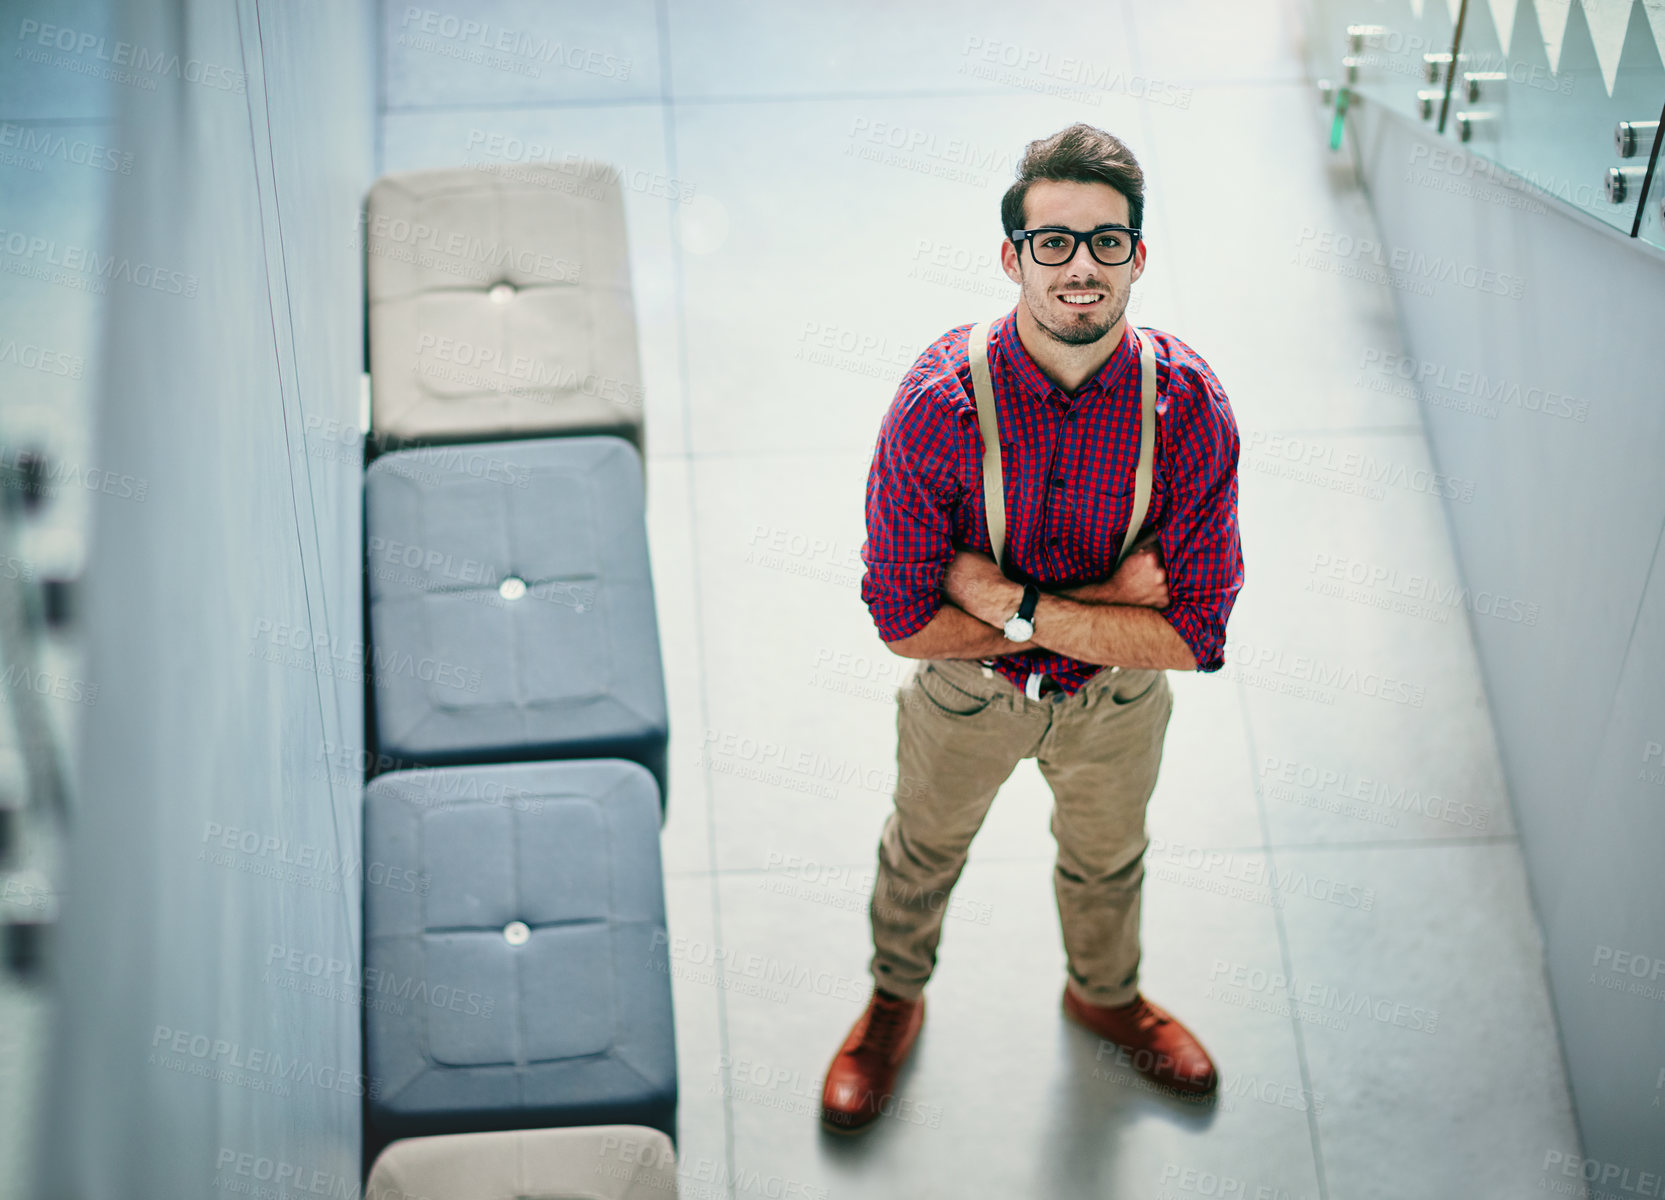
[859,387,961,642]
[1155,362,1244,673]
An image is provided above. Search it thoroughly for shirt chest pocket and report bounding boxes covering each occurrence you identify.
[1073,479,1132,573]
[1081,468,1166,565]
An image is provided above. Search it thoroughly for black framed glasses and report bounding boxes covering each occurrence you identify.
[1011,225,1142,267]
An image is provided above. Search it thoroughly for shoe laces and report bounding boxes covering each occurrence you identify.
[1126,996,1170,1035]
[859,992,912,1053]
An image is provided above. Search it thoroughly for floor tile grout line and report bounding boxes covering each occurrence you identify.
[1234,676,1330,1200]
[376,76,1311,116]
[661,832,1522,880]
[637,422,1429,466]
[652,4,735,1196]
[1123,20,1324,1192]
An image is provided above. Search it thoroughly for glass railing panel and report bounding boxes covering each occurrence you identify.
[1436,0,1664,234]
[1319,0,1462,129]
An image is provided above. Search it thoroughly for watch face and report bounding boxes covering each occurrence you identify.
[1004,616,1034,642]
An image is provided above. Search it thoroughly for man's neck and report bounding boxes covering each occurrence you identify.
[1012,305,1127,395]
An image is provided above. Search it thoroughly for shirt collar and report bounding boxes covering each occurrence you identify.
[992,308,1138,410]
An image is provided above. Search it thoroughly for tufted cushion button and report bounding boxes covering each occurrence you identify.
[488,282,515,305]
[503,920,530,945]
[498,575,526,600]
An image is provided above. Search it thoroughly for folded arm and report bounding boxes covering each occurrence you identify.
[883,600,1029,660]
[934,546,1195,670]
[861,341,1242,672]
[918,352,1249,674]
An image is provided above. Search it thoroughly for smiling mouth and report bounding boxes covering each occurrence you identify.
[1057,291,1104,307]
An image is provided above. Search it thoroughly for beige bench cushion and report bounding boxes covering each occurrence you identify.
[367,165,644,450]
[367,1125,678,1199]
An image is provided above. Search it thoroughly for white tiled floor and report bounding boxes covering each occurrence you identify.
[379,3,1580,1196]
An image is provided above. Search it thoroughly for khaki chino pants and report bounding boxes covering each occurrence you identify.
[868,657,1173,1008]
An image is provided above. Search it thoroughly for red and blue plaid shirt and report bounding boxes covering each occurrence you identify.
[859,308,1244,695]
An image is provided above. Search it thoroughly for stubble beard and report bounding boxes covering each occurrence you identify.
[1022,273,1129,347]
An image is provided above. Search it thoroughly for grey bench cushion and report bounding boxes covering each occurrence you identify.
[367,165,644,450]
[365,760,677,1140]
[365,435,668,799]
[366,1126,680,1199]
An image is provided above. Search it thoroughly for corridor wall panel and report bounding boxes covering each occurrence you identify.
[33,2,377,1198]
[1352,101,1665,1181]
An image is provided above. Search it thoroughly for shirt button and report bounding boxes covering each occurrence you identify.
[1050,476,1064,488]
[1048,536,1060,546]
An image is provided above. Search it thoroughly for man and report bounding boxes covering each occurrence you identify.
[821,123,1245,1134]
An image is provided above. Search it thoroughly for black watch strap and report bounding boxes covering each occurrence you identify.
[1017,583,1039,622]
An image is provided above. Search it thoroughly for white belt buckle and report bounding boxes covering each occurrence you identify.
[1025,671,1042,701]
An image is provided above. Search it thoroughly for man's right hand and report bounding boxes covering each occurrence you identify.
[1058,532,1169,609]
[1111,533,1169,608]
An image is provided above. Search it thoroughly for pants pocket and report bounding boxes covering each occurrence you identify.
[1108,668,1162,706]
[911,661,995,718]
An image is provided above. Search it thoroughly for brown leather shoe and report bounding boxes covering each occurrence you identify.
[1062,985,1218,1097]
[820,986,926,1134]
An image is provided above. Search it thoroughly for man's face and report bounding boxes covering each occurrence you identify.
[1001,178,1146,347]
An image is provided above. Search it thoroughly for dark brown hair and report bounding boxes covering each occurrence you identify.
[1000,123,1145,241]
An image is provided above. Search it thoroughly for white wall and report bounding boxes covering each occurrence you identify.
[1352,97,1665,1179]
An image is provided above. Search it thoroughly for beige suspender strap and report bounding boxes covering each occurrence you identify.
[1118,326,1159,566]
[968,320,1159,573]
[967,321,1006,570]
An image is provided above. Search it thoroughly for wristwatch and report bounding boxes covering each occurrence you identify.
[1003,583,1040,642]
